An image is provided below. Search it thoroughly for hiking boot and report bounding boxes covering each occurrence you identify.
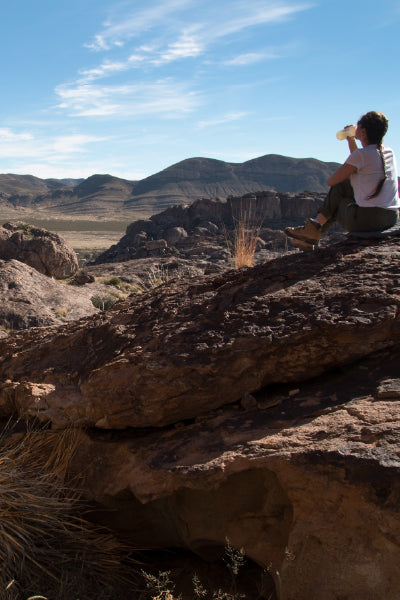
[288,237,316,251]
[285,219,322,244]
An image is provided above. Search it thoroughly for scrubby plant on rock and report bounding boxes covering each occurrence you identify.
[0,427,133,600]
[91,294,119,310]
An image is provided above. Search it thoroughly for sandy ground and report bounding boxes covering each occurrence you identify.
[59,230,124,250]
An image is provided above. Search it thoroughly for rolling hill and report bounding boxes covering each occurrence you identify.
[0,154,340,220]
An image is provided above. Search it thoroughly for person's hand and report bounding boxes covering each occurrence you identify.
[344,124,356,140]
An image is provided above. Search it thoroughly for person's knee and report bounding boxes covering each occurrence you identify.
[331,178,353,195]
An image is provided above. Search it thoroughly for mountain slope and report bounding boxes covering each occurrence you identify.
[126,155,340,213]
[0,154,341,219]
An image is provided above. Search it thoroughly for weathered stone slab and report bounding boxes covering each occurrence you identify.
[0,236,399,429]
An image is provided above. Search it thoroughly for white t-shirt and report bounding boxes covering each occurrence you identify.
[345,145,400,210]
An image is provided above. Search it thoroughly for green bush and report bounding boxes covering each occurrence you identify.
[103,277,122,288]
[91,294,118,311]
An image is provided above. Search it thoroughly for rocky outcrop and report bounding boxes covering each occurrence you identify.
[0,259,99,330]
[0,234,400,599]
[0,222,79,278]
[0,235,399,429]
[94,191,326,264]
[71,354,400,600]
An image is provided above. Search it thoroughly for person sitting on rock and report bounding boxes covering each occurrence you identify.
[285,111,400,249]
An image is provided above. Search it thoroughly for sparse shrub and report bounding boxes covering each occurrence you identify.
[232,202,263,269]
[107,289,126,300]
[143,264,170,288]
[1,320,14,334]
[15,222,33,234]
[104,276,122,288]
[141,570,178,600]
[91,294,118,311]
[0,427,132,600]
[54,305,72,318]
[75,248,107,267]
[145,264,192,289]
[97,277,143,299]
[125,282,148,295]
[140,542,270,600]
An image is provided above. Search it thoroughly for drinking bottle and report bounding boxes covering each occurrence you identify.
[336,125,356,140]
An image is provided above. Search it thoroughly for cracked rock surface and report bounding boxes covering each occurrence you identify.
[0,235,399,429]
[0,234,400,599]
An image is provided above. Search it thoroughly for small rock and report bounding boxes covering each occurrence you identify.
[70,271,95,285]
[376,379,400,399]
[288,388,300,397]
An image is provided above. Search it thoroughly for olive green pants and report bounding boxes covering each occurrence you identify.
[320,179,398,233]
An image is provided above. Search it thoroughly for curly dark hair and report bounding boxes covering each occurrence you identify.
[357,111,388,144]
[357,111,389,198]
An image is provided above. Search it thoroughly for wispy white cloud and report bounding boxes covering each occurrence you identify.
[155,29,204,64]
[55,0,312,132]
[78,52,154,84]
[51,134,106,156]
[55,80,200,118]
[85,34,110,52]
[0,128,33,142]
[84,0,312,59]
[197,112,248,129]
[79,60,131,82]
[210,2,311,39]
[85,0,193,51]
[223,51,280,66]
[77,44,283,88]
[44,0,311,180]
[55,83,125,116]
[0,128,104,160]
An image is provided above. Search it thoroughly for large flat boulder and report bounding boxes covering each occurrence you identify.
[0,221,78,278]
[0,259,100,330]
[0,236,399,430]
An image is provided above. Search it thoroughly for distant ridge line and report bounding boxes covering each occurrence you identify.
[0,154,341,219]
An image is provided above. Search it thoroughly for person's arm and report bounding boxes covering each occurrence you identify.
[327,162,357,186]
[347,136,357,153]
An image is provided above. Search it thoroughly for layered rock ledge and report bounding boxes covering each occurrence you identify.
[0,234,399,599]
[0,236,399,430]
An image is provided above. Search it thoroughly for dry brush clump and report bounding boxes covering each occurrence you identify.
[228,199,264,269]
[0,425,135,600]
[140,542,277,600]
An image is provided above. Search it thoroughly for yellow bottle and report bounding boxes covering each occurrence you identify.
[336,125,356,140]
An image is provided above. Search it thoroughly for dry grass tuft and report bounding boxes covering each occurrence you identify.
[54,305,73,318]
[146,264,173,288]
[0,425,134,600]
[130,264,195,294]
[231,200,264,269]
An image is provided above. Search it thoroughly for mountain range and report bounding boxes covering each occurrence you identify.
[0,154,340,220]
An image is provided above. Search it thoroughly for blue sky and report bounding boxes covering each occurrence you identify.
[0,0,399,180]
